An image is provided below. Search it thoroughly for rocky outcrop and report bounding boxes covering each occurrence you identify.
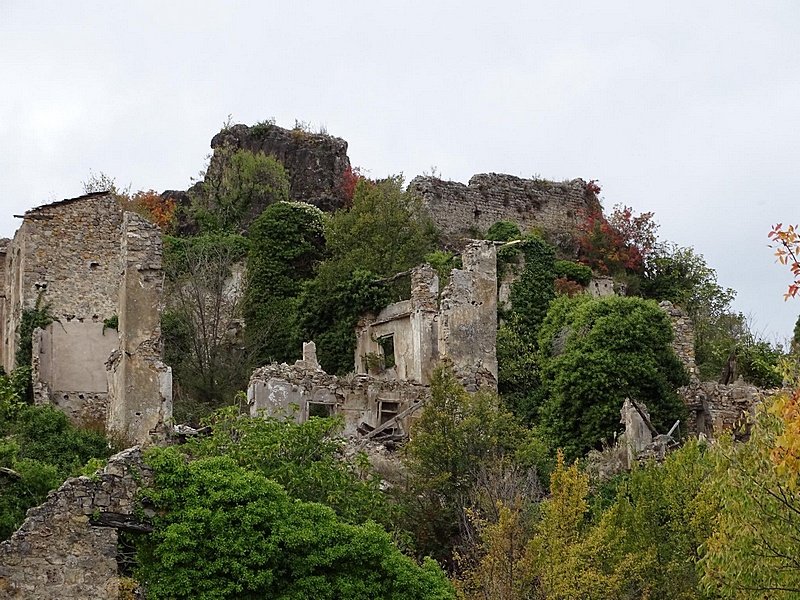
[210,122,351,212]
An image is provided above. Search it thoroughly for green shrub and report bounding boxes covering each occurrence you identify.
[554,260,593,286]
[486,220,521,242]
[537,295,689,460]
[136,450,454,600]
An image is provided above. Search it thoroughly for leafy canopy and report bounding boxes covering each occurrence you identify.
[136,450,454,600]
[537,295,688,460]
[244,201,325,366]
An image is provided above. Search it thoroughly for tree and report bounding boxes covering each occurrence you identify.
[402,366,539,563]
[700,398,800,597]
[296,176,436,374]
[244,201,325,367]
[296,270,391,375]
[537,295,688,460]
[496,235,557,421]
[769,222,800,300]
[175,407,387,525]
[136,450,455,600]
[162,234,250,419]
[193,147,290,234]
[0,371,110,539]
[319,176,437,285]
[576,204,657,276]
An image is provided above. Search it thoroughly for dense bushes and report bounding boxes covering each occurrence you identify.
[0,372,110,539]
[135,409,454,599]
[245,201,325,366]
[537,295,689,460]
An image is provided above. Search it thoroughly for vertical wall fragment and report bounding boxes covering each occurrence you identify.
[439,240,498,391]
[106,212,172,445]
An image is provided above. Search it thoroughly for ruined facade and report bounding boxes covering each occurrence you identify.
[0,447,151,599]
[248,343,430,439]
[1,194,171,443]
[660,300,776,437]
[250,240,498,436]
[355,240,498,391]
[409,173,600,250]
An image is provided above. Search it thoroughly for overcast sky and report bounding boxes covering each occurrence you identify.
[2,2,798,340]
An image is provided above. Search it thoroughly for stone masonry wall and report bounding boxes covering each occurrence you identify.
[439,240,498,391]
[2,193,122,372]
[355,264,440,385]
[0,447,152,599]
[107,212,172,446]
[680,379,777,436]
[660,300,778,437]
[249,361,429,438]
[355,241,498,392]
[660,301,698,382]
[409,174,600,251]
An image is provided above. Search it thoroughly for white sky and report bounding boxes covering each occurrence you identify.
[1,1,798,340]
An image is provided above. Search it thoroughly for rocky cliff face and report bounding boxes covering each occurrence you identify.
[210,123,351,212]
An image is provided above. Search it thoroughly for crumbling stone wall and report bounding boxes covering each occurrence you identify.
[660,301,778,436]
[249,353,429,438]
[439,240,498,390]
[1,195,172,443]
[1,193,122,373]
[209,122,351,212]
[0,447,151,599]
[355,264,440,385]
[107,212,172,445]
[355,241,498,391]
[409,174,600,251]
[680,379,776,437]
[660,301,699,382]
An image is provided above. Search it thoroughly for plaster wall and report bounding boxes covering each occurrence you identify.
[355,244,496,392]
[37,321,118,393]
[106,212,172,445]
[439,241,498,390]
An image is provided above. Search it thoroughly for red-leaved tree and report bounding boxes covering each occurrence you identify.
[576,205,657,275]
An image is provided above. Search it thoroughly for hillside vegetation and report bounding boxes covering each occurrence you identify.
[2,123,798,598]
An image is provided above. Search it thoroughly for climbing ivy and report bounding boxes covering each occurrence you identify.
[245,201,325,366]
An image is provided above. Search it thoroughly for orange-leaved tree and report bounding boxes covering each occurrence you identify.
[130,189,176,234]
[767,223,800,486]
[769,223,800,300]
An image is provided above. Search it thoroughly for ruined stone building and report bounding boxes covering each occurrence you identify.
[409,173,600,251]
[248,240,498,438]
[0,193,171,444]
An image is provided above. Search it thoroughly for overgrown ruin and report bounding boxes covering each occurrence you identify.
[0,447,151,598]
[409,173,600,250]
[0,123,780,597]
[1,193,172,444]
[249,240,498,437]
